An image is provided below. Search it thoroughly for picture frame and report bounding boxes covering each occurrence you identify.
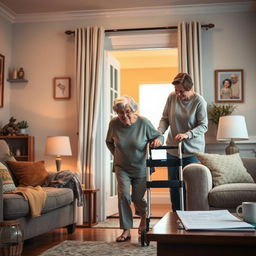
[214,69,244,103]
[53,77,71,99]
[0,54,4,108]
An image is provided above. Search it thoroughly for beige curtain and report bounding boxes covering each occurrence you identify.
[178,21,203,94]
[75,27,104,189]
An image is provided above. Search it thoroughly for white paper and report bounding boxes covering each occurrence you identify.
[177,210,255,231]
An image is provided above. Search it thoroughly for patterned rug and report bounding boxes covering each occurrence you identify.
[38,240,157,256]
[94,217,160,228]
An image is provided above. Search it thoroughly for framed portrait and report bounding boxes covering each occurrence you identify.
[214,69,244,103]
[0,54,4,108]
[53,77,71,99]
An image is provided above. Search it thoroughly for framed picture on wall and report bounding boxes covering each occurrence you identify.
[53,77,71,99]
[214,69,244,103]
[0,54,4,108]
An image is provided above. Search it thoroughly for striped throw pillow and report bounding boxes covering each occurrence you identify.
[0,162,16,193]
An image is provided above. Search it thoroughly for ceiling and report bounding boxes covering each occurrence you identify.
[0,0,248,14]
[0,0,249,69]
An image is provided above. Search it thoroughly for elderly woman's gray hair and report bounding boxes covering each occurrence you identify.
[113,95,138,113]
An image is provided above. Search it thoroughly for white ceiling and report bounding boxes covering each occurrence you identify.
[0,0,248,14]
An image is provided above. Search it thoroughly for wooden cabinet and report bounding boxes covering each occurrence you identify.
[0,135,34,161]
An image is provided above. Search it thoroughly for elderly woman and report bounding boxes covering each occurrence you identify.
[106,95,163,242]
[152,72,208,212]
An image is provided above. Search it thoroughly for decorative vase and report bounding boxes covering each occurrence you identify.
[0,221,23,256]
[15,149,21,156]
[17,68,25,79]
[12,69,17,80]
[19,128,27,135]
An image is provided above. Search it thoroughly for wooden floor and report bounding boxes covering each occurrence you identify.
[22,204,170,256]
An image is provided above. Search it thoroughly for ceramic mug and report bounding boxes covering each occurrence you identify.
[236,202,256,223]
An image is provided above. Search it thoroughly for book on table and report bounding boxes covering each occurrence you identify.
[176,210,255,231]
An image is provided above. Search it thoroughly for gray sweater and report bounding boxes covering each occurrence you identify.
[158,92,208,157]
[106,115,164,177]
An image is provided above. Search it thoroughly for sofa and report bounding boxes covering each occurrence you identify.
[183,154,256,212]
[0,140,76,240]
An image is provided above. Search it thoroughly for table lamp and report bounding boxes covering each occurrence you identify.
[45,136,72,171]
[217,115,248,155]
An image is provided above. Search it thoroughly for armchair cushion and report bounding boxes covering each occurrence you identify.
[6,161,49,186]
[194,153,254,186]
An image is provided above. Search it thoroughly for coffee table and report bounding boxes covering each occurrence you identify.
[147,212,256,256]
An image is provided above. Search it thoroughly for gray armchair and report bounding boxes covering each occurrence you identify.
[183,157,256,212]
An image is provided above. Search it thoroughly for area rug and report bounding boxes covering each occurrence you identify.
[38,240,156,256]
[94,217,160,228]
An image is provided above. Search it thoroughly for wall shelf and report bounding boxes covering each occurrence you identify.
[7,78,28,83]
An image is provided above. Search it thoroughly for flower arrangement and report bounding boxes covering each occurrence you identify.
[208,104,237,125]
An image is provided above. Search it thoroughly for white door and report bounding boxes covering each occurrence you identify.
[104,51,120,216]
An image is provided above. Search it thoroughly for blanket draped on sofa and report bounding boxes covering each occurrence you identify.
[45,170,84,206]
[12,186,47,217]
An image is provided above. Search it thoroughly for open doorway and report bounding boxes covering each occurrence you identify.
[105,48,178,217]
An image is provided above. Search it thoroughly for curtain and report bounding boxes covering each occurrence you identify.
[75,27,104,189]
[178,21,203,95]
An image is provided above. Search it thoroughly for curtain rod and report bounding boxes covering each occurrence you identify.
[65,23,214,35]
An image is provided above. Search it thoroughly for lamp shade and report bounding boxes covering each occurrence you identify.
[45,136,72,156]
[217,115,248,141]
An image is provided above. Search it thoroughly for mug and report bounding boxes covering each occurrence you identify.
[236,202,256,223]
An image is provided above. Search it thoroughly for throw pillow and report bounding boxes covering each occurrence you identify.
[194,152,254,186]
[0,162,16,193]
[6,161,49,186]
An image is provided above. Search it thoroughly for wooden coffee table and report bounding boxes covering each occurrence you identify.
[147,212,256,256]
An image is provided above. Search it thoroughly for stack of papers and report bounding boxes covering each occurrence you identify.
[177,210,255,231]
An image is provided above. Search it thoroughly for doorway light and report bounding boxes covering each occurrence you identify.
[139,83,174,159]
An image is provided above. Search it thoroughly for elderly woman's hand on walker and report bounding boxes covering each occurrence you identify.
[150,138,163,148]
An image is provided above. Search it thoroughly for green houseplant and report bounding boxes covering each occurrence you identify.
[17,120,29,135]
[208,104,237,125]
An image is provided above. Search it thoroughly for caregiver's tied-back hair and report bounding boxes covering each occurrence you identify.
[113,95,138,113]
[172,72,193,91]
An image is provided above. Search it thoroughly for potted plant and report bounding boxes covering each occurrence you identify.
[208,104,237,125]
[17,120,29,135]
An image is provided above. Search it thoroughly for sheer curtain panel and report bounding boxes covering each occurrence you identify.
[75,27,104,189]
[178,21,203,95]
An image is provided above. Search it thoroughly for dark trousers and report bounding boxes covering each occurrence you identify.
[167,153,199,212]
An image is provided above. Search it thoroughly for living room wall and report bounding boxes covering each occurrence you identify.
[0,3,255,172]
[0,15,12,124]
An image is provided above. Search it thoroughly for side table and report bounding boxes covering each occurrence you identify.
[82,189,100,227]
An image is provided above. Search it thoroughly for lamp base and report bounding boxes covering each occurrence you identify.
[55,157,61,172]
[225,139,239,155]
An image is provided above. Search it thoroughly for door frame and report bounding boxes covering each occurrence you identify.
[96,30,178,221]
